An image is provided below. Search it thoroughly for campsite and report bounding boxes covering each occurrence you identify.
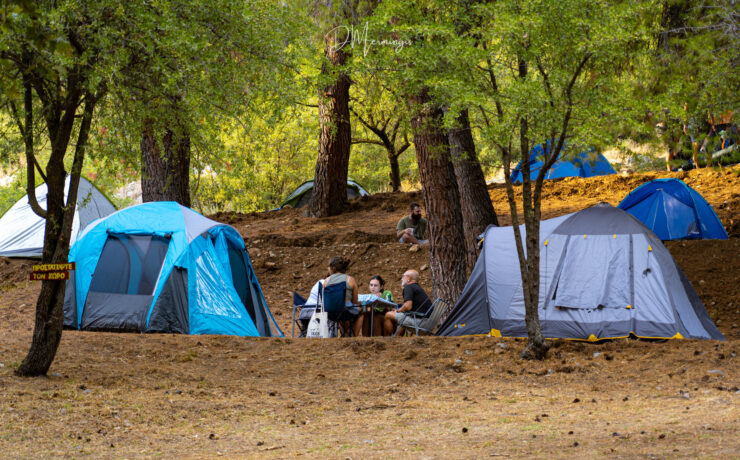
[1,167,739,458]
[1,1,739,458]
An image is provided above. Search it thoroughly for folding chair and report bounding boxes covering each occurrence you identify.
[291,292,316,338]
[397,298,448,336]
[318,281,360,337]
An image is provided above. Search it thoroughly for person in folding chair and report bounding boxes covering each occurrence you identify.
[384,269,431,336]
[322,256,362,337]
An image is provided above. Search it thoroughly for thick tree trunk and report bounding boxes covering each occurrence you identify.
[389,153,401,192]
[410,90,467,304]
[141,123,191,207]
[448,109,499,273]
[307,44,351,218]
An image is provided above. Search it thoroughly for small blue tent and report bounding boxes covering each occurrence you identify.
[618,179,728,240]
[63,202,283,337]
[511,141,616,183]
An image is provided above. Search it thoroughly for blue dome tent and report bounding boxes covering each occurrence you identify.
[511,141,616,183]
[618,179,728,240]
[63,202,282,337]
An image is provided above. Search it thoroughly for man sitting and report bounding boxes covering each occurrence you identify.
[384,269,432,336]
[396,203,429,244]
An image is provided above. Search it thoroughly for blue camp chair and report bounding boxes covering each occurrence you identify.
[318,281,360,337]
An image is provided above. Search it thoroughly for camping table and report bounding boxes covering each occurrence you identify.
[292,294,397,337]
[358,294,398,336]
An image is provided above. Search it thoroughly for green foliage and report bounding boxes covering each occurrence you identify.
[0,0,734,216]
[0,173,24,216]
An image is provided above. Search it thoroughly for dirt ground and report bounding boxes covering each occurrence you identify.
[1,166,739,458]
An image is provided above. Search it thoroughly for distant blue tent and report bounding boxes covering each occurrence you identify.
[511,141,616,183]
[618,179,728,240]
[63,202,283,337]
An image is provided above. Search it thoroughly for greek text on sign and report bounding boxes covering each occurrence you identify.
[30,271,71,281]
[32,263,76,272]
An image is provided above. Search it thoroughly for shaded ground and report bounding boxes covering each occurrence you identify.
[1,166,739,458]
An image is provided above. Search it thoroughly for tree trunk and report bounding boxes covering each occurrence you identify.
[16,85,99,377]
[388,153,401,192]
[141,122,191,207]
[515,57,548,360]
[16,166,68,376]
[307,43,351,217]
[448,109,499,273]
[410,90,467,304]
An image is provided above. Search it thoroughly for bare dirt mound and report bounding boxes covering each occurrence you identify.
[213,165,740,339]
[0,257,34,290]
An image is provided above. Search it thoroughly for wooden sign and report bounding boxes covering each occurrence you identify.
[30,262,76,281]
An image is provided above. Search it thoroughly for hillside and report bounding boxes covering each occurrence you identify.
[0,166,739,458]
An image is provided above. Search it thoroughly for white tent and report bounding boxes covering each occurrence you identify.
[0,177,117,258]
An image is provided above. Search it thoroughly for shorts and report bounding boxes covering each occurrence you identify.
[399,237,429,244]
[396,311,421,328]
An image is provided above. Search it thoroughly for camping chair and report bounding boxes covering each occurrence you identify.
[318,281,361,337]
[396,298,449,336]
[292,292,316,338]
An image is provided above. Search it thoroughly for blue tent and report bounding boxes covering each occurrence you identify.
[618,179,728,240]
[63,202,283,337]
[511,141,616,183]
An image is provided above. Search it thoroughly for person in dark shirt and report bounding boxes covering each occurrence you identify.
[384,269,431,336]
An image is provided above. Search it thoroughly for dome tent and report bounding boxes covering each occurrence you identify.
[280,179,368,209]
[618,178,727,240]
[510,141,616,183]
[437,204,724,341]
[63,201,282,337]
[0,176,116,258]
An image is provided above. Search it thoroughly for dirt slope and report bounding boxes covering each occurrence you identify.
[0,166,739,458]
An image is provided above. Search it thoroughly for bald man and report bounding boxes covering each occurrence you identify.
[384,270,432,336]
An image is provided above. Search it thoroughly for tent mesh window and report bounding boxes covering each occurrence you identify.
[89,234,170,295]
[227,245,256,321]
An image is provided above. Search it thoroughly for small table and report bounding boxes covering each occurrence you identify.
[358,294,398,336]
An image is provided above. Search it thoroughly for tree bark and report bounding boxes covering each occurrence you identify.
[307,43,352,217]
[410,90,467,304]
[141,122,191,207]
[448,109,499,273]
[16,83,100,376]
[388,152,401,192]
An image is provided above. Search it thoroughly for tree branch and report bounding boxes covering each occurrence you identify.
[351,138,385,146]
[535,57,555,109]
[21,72,47,219]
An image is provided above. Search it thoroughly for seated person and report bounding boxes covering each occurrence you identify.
[397,203,429,245]
[384,269,432,336]
[366,275,394,336]
[322,256,362,336]
[368,275,394,302]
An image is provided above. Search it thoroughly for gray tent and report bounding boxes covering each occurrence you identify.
[280,179,368,209]
[438,204,724,341]
[0,177,116,258]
